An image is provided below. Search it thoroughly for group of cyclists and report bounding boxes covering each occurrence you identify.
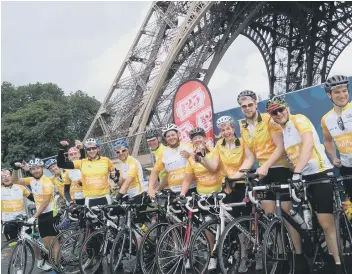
[1,74,351,274]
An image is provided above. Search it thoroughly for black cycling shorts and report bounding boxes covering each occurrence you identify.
[341,166,352,199]
[303,171,334,214]
[223,183,251,218]
[38,211,58,238]
[3,222,32,241]
[87,196,109,207]
[259,167,292,202]
[75,198,85,205]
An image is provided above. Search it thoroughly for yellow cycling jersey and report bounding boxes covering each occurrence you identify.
[321,102,352,167]
[240,112,288,167]
[1,185,31,222]
[64,169,84,200]
[215,137,245,181]
[73,156,115,198]
[185,147,222,194]
[154,142,196,193]
[116,155,144,198]
[23,176,54,214]
[283,114,333,175]
[49,170,67,198]
[151,143,167,182]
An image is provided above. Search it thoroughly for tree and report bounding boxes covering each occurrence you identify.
[1,82,100,165]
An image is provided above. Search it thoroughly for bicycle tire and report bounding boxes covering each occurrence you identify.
[263,217,295,274]
[79,229,106,274]
[335,209,352,274]
[156,222,189,274]
[7,241,34,274]
[218,215,267,274]
[189,218,216,274]
[110,227,138,274]
[139,222,169,274]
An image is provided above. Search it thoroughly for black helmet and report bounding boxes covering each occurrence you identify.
[189,127,206,139]
[145,128,160,140]
[237,90,257,104]
[324,75,349,93]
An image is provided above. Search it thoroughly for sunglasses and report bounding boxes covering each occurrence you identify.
[270,107,286,116]
[86,147,97,152]
[337,117,345,131]
[116,149,127,154]
[1,175,10,179]
[241,103,255,109]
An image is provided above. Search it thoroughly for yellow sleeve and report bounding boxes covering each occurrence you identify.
[153,151,165,172]
[321,115,329,136]
[294,115,312,135]
[268,118,283,135]
[126,160,138,178]
[23,177,33,186]
[42,180,54,195]
[73,160,82,170]
[64,171,72,185]
[19,185,31,197]
[185,160,194,175]
[107,159,115,172]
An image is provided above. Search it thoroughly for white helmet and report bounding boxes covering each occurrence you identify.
[84,138,100,148]
[162,123,179,137]
[216,116,234,128]
[28,158,44,168]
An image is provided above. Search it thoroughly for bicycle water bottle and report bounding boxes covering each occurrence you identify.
[302,204,312,230]
[290,210,307,230]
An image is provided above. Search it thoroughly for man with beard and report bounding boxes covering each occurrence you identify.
[11,159,58,271]
[321,75,352,199]
[148,123,196,197]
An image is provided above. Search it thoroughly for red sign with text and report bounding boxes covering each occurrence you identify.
[173,80,214,146]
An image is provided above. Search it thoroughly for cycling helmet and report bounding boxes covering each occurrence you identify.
[28,158,44,168]
[237,90,257,104]
[113,139,129,150]
[68,147,79,154]
[266,96,287,114]
[145,128,160,140]
[324,75,349,92]
[162,123,178,137]
[44,159,57,169]
[216,116,234,128]
[84,138,100,148]
[189,127,206,139]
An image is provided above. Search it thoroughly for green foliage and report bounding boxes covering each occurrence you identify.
[1,82,100,165]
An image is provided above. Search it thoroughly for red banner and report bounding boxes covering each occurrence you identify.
[173,79,214,146]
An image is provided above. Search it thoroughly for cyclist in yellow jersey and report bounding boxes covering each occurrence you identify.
[114,140,144,201]
[11,158,59,271]
[267,96,341,274]
[57,138,115,207]
[148,123,195,197]
[64,147,85,205]
[322,75,352,199]
[145,128,167,188]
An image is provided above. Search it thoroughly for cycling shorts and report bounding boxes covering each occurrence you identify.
[85,194,111,208]
[3,222,31,241]
[38,211,58,238]
[75,198,85,206]
[259,167,292,202]
[303,171,334,214]
[341,166,352,198]
[223,183,251,218]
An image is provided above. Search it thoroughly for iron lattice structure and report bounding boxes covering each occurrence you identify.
[85,1,352,156]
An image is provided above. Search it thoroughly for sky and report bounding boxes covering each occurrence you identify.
[2,1,351,113]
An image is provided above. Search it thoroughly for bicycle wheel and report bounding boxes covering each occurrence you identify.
[79,229,107,274]
[218,215,267,274]
[57,230,87,274]
[139,222,169,274]
[156,222,189,274]
[7,242,34,274]
[189,219,216,274]
[263,218,295,274]
[110,228,138,274]
[335,209,352,274]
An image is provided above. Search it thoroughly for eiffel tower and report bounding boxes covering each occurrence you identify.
[84,1,352,157]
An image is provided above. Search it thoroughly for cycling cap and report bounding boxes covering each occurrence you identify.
[189,127,206,139]
[162,123,179,137]
[44,159,57,169]
[84,138,100,148]
[68,147,79,154]
[28,158,44,168]
[237,90,257,104]
[216,116,234,128]
[145,128,160,140]
[113,139,129,150]
[266,96,287,114]
[324,75,349,92]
